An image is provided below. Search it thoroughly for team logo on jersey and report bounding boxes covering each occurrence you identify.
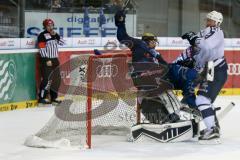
[228,63,240,76]
[44,33,52,40]
[0,60,17,101]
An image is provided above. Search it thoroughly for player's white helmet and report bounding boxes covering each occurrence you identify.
[206,11,223,26]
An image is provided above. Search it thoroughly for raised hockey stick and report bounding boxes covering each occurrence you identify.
[122,0,131,11]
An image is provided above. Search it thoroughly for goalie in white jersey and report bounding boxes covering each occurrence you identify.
[182,11,228,143]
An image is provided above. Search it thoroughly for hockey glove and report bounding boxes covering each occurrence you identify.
[94,49,102,55]
[181,31,199,46]
[176,58,195,68]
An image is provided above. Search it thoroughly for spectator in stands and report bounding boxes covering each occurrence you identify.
[104,0,121,13]
[52,0,61,8]
[104,0,135,13]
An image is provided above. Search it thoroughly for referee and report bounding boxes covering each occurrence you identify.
[38,18,61,105]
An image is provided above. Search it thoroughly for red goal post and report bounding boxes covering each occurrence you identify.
[24,52,141,149]
[86,53,140,148]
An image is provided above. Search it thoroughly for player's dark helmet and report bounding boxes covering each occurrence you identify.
[142,32,158,43]
[43,19,54,28]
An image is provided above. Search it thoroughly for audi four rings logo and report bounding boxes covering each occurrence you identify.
[228,63,240,76]
[96,64,118,78]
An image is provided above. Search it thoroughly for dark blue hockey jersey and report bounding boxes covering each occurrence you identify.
[116,23,167,65]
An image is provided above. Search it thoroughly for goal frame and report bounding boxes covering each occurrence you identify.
[86,53,140,148]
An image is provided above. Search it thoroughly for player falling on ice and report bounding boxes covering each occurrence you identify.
[182,10,228,143]
[114,10,180,122]
[114,10,201,113]
[114,9,208,142]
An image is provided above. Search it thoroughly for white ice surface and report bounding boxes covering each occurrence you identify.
[0,96,240,160]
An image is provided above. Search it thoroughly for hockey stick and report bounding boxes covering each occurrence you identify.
[122,0,131,11]
[181,102,236,121]
[217,102,235,120]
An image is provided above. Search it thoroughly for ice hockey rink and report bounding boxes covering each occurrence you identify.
[0,95,239,160]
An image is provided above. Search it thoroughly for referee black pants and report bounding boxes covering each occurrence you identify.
[39,57,61,101]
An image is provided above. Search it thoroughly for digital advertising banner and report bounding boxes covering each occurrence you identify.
[24,11,137,38]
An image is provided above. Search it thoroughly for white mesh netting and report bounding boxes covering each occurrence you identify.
[24,54,138,148]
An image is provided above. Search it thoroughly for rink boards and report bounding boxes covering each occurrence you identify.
[0,37,240,112]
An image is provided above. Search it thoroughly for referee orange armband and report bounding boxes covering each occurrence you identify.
[38,42,46,48]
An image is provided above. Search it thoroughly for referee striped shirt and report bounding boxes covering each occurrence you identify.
[38,30,60,58]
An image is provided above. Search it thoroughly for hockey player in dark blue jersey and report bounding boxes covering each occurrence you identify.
[115,10,200,109]
[171,46,202,108]
[115,11,167,64]
[113,10,206,142]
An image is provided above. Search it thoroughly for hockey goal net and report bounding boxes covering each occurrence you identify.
[24,53,140,149]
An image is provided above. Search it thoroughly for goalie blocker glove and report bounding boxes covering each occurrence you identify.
[181,31,199,46]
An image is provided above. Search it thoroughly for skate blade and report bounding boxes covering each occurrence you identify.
[199,138,221,145]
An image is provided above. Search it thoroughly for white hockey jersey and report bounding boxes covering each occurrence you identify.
[194,26,224,70]
[173,46,192,63]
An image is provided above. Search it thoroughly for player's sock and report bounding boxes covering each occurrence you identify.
[196,95,216,129]
[202,115,215,129]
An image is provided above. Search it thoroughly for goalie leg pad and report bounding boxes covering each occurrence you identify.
[141,98,169,124]
[140,90,182,124]
[161,90,181,114]
[130,121,193,143]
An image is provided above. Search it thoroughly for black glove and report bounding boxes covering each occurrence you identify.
[114,10,126,26]
[94,49,102,55]
[176,58,195,68]
[181,31,199,46]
